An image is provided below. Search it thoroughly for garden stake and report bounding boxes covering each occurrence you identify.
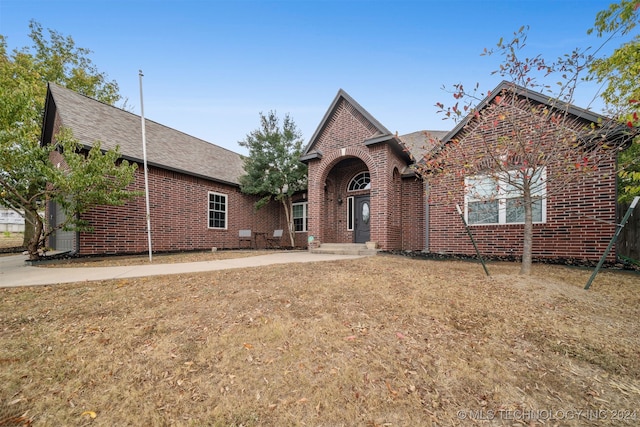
[456,204,490,276]
[585,196,639,290]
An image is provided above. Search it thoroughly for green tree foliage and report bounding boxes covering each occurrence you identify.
[419,28,630,275]
[239,111,307,247]
[0,21,138,259]
[1,129,137,259]
[588,0,640,202]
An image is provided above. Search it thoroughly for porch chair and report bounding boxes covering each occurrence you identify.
[238,229,253,248]
[265,229,284,249]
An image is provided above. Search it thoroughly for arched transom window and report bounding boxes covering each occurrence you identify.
[348,171,371,191]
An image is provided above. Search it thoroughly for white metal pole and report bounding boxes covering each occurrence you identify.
[139,70,153,262]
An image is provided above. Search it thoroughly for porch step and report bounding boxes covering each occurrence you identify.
[310,243,378,256]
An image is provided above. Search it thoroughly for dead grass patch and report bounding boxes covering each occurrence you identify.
[0,232,23,251]
[39,250,274,268]
[1,255,638,426]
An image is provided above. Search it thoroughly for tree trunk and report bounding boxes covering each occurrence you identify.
[520,187,533,275]
[26,211,44,261]
[22,209,36,249]
[281,197,295,247]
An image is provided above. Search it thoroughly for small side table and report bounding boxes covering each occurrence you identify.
[253,232,267,249]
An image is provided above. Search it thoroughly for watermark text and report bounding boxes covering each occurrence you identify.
[456,409,637,422]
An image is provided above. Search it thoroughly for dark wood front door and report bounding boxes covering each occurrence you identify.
[354,195,370,243]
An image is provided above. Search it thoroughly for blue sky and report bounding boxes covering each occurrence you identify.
[0,0,625,154]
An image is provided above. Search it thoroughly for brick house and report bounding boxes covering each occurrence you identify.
[43,82,628,261]
[302,82,628,261]
[300,89,436,252]
[42,83,307,255]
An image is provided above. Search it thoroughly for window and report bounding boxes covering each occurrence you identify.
[465,168,546,225]
[348,171,371,191]
[346,196,354,231]
[208,192,227,229]
[293,202,308,232]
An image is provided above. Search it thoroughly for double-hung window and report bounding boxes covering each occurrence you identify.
[465,168,546,225]
[208,192,227,229]
[293,202,308,232]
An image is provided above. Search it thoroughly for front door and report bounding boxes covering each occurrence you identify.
[354,195,370,243]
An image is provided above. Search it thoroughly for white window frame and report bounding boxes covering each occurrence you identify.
[464,168,547,226]
[207,191,228,230]
[293,201,308,232]
[346,196,354,231]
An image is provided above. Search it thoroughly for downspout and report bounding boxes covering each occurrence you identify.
[424,181,429,252]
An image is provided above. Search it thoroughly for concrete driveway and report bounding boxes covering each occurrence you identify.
[0,251,365,288]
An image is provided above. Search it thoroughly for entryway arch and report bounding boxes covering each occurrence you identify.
[316,152,375,245]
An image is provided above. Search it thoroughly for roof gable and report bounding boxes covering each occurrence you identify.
[301,89,395,159]
[440,80,606,145]
[43,83,245,186]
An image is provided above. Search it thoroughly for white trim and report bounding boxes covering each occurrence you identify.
[207,191,228,230]
[347,196,354,231]
[293,201,308,232]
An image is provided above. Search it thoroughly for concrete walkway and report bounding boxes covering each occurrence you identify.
[0,251,366,288]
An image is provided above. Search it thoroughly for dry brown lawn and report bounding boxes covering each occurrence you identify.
[39,250,274,268]
[0,232,23,251]
[1,255,639,426]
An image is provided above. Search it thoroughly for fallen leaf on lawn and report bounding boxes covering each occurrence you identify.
[243,343,253,349]
[81,410,97,418]
[396,332,406,339]
[344,335,356,341]
[386,381,398,396]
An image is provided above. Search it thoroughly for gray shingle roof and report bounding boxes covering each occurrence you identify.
[47,83,245,185]
[398,130,448,162]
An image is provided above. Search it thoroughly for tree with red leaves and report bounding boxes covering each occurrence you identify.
[416,27,635,275]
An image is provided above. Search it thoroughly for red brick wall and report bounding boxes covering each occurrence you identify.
[426,106,619,261]
[427,168,618,261]
[401,176,426,250]
[78,163,300,255]
[305,98,415,250]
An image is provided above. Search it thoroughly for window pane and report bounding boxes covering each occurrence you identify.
[467,176,498,200]
[503,169,545,197]
[506,197,542,223]
[293,203,307,232]
[529,170,546,197]
[468,200,499,224]
[208,193,226,229]
[361,202,370,224]
[348,172,371,191]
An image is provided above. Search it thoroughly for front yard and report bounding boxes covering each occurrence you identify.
[1,255,638,426]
